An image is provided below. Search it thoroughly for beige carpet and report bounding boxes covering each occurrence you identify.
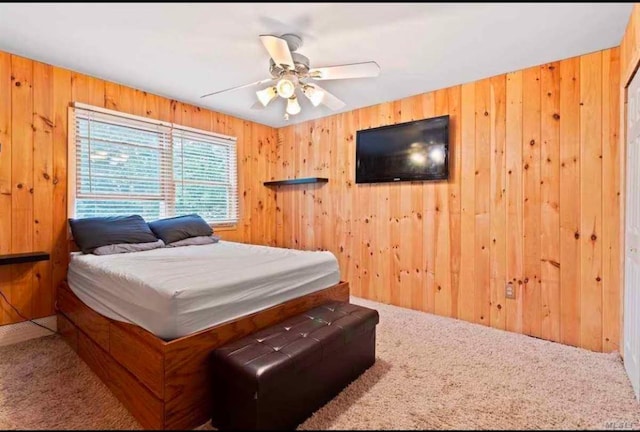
[1,298,639,430]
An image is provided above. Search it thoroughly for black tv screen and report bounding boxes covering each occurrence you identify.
[355,115,449,184]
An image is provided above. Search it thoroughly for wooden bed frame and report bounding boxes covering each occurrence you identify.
[56,280,350,430]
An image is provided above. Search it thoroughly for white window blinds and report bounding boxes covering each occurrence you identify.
[72,104,238,224]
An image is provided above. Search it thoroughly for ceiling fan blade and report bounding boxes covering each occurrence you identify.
[311,84,346,111]
[250,101,265,110]
[259,35,295,69]
[309,61,380,81]
[200,78,274,99]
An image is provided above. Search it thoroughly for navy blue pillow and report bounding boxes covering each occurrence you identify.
[69,215,159,254]
[148,214,212,245]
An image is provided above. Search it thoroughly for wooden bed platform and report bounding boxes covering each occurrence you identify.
[56,280,350,430]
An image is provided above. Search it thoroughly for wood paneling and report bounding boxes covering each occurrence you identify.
[0,50,277,326]
[602,47,621,353]
[522,65,542,338]
[459,82,476,323]
[274,48,622,352]
[0,52,13,324]
[11,56,34,322]
[51,67,71,301]
[505,70,524,334]
[475,79,491,326]
[489,75,507,330]
[434,89,453,318]
[32,61,54,319]
[579,51,604,352]
[0,39,627,353]
[540,62,561,342]
[559,57,582,347]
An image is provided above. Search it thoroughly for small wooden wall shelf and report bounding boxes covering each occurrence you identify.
[264,177,329,187]
[0,252,50,266]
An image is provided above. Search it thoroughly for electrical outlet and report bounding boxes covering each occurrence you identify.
[505,282,516,299]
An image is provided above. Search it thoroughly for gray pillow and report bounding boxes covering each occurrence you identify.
[69,215,159,254]
[166,235,220,248]
[93,239,165,255]
[148,214,212,244]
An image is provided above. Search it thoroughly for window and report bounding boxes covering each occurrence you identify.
[70,104,238,224]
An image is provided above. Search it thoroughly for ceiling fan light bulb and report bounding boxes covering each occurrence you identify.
[286,96,301,115]
[303,85,325,107]
[256,86,277,107]
[276,77,296,99]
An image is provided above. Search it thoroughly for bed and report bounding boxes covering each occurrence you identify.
[56,240,349,430]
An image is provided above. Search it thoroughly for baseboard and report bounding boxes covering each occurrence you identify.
[0,316,56,347]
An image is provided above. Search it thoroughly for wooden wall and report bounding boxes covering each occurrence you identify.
[274,47,622,352]
[0,39,627,353]
[0,51,277,326]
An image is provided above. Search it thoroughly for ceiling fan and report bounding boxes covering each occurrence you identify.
[200,34,380,119]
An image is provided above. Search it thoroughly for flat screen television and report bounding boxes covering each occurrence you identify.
[355,115,449,184]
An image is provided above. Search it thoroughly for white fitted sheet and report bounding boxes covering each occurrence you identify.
[67,241,340,340]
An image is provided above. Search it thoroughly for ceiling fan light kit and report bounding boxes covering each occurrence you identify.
[302,85,324,107]
[256,86,277,107]
[201,33,381,120]
[286,95,302,115]
[275,73,297,99]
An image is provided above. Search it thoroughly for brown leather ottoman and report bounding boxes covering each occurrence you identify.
[209,301,379,430]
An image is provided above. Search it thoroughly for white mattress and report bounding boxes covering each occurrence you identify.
[67,241,340,340]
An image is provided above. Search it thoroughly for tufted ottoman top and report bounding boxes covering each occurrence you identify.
[210,301,379,392]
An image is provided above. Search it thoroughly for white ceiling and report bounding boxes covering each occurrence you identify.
[0,3,632,128]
